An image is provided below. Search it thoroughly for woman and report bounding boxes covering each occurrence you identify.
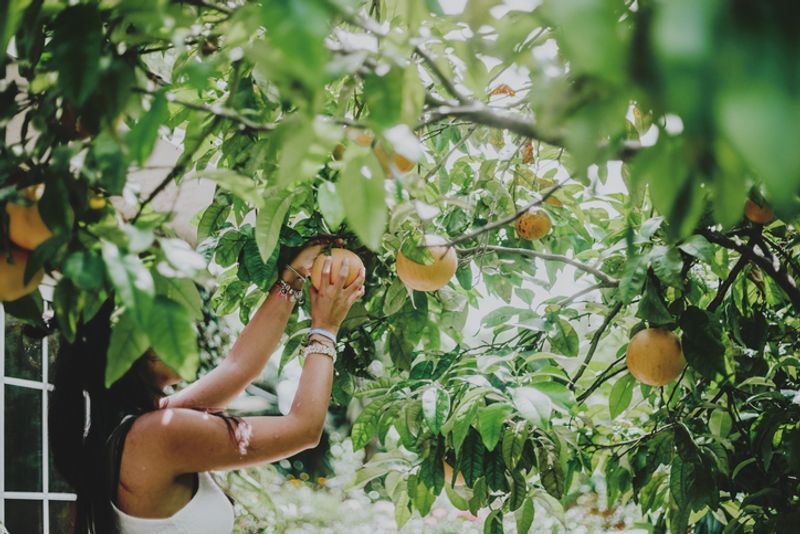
[50,243,365,533]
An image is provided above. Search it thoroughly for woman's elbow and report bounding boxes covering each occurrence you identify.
[290,415,324,449]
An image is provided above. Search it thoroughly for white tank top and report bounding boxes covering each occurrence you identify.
[111,471,235,534]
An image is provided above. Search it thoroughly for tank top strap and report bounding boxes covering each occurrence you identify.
[104,414,139,505]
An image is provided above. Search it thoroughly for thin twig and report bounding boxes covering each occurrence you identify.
[414,45,470,104]
[570,301,623,388]
[423,125,478,182]
[699,228,800,311]
[577,355,627,403]
[459,245,620,286]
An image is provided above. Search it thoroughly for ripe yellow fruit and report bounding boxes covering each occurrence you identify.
[514,208,551,240]
[0,249,44,301]
[310,248,365,290]
[6,185,53,251]
[744,199,774,225]
[626,328,686,386]
[396,235,457,292]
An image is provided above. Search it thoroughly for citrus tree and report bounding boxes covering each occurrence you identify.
[2,0,800,532]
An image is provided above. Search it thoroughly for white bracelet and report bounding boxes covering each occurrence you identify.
[308,327,337,344]
[303,342,337,363]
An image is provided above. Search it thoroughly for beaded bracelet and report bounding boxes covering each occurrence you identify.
[275,278,304,304]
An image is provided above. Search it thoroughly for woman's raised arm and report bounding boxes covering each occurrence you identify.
[162,244,329,411]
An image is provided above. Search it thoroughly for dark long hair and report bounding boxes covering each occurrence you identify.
[49,299,245,533]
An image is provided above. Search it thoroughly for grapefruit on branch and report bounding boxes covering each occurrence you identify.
[396,235,457,292]
[0,249,44,301]
[5,184,53,251]
[626,328,686,386]
[310,248,365,290]
[744,199,774,225]
[514,207,551,240]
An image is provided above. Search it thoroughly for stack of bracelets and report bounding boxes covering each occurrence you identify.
[275,265,338,364]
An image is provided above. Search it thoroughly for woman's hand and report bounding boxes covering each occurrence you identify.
[310,257,365,335]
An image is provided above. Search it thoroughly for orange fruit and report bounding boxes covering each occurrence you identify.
[0,249,44,301]
[521,142,534,164]
[626,328,686,386]
[6,185,53,251]
[744,199,774,225]
[396,235,457,292]
[310,248,365,290]
[392,152,415,174]
[443,460,466,486]
[514,208,551,240]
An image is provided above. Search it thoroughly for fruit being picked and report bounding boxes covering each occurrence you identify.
[0,249,44,301]
[396,235,457,292]
[744,199,774,225]
[514,207,551,240]
[310,248,365,290]
[626,328,686,386]
[5,184,53,251]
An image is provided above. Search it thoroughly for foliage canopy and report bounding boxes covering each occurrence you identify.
[2,0,800,532]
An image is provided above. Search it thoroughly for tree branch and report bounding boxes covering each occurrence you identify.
[442,176,570,248]
[576,354,627,403]
[699,228,800,311]
[459,245,620,286]
[570,301,623,388]
[414,45,470,104]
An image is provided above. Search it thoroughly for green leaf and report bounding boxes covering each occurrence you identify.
[146,296,199,381]
[512,387,552,426]
[383,277,408,316]
[679,235,715,264]
[651,246,684,288]
[548,318,579,356]
[619,255,647,304]
[483,509,503,534]
[51,5,103,105]
[127,91,168,165]
[536,441,564,499]
[215,231,247,267]
[62,250,103,290]
[459,431,486,487]
[502,423,527,469]
[422,387,450,435]
[515,497,535,534]
[101,241,154,326]
[275,117,341,188]
[636,280,673,326]
[477,403,512,451]
[197,203,231,242]
[352,397,388,450]
[106,309,149,387]
[153,275,203,321]
[1,0,32,55]
[609,373,636,419]
[199,169,263,207]
[255,188,293,262]
[507,470,528,512]
[680,306,726,379]
[318,180,345,230]
[338,147,387,250]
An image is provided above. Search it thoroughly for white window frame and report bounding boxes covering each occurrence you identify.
[1,282,77,533]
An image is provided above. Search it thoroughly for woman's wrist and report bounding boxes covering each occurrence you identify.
[280,267,305,291]
[308,333,335,347]
[310,320,339,336]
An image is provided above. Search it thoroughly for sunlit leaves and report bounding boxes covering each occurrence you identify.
[255,188,293,262]
[352,397,388,450]
[609,373,635,419]
[338,147,387,250]
[274,117,341,188]
[106,309,149,387]
[477,403,512,451]
[146,296,199,381]
[127,91,168,165]
[512,387,552,426]
[101,240,154,325]
[422,387,450,435]
[317,181,345,230]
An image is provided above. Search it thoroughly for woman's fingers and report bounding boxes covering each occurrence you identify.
[345,268,366,294]
[334,260,350,290]
[348,286,366,304]
[322,256,333,285]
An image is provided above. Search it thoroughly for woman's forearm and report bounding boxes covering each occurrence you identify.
[287,351,335,442]
[164,282,296,410]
